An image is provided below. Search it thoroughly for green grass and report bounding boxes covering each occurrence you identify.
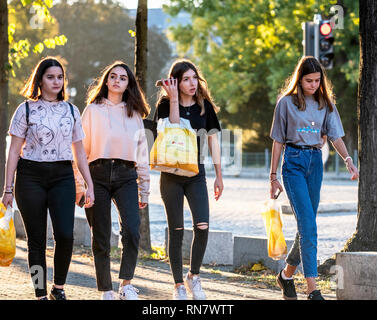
[110,246,168,261]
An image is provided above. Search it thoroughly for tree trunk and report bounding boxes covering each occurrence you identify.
[0,0,9,191]
[319,0,377,274]
[135,0,148,93]
[135,0,152,253]
[343,0,377,251]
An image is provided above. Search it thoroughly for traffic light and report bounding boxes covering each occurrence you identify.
[318,20,334,69]
[302,16,335,69]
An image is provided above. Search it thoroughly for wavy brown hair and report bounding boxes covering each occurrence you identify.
[20,56,67,101]
[156,59,219,115]
[280,56,335,112]
[86,61,150,118]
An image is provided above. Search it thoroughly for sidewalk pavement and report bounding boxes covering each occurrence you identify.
[0,239,336,300]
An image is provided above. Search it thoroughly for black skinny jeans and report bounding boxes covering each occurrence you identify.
[15,158,75,298]
[160,164,209,284]
[85,159,140,291]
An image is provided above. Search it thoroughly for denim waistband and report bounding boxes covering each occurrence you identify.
[90,158,135,168]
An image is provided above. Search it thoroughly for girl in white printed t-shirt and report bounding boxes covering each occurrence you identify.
[1,57,94,300]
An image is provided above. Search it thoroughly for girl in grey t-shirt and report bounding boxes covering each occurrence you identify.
[269,56,359,300]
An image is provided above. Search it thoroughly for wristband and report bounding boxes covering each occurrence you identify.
[344,156,352,163]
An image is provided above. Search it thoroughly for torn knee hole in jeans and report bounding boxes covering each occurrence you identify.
[196,223,208,230]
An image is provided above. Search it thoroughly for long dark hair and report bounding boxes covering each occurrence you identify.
[156,59,219,115]
[20,56,67,101]
[86,61,150,118]
[280,56,335,112]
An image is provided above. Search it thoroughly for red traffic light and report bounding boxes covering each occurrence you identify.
[320,23,332,36]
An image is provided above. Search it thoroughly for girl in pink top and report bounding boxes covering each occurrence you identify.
[75,61,150,300]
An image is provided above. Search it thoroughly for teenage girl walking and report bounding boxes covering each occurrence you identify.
[75,61,150,300]
[155,59,223,300]
[2,57,94,300]
[269,56,359,300]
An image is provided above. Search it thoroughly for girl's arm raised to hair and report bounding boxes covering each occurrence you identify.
[161,78,180,124]
[1,136,24,207]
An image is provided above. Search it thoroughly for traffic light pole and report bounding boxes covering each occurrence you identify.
[302,21,315,56]
[313,14,321,61]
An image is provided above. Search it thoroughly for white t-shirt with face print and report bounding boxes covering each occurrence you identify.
[9,99,85,162]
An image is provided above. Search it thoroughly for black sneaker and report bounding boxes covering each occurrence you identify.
[49,287,67,300]
[276,270,297,300]
[307,290,325,300]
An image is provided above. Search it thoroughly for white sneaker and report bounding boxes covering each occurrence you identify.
[119,284,139,300]
[101,290,117,300]
[173,284,188,300]
[184,273,206,300]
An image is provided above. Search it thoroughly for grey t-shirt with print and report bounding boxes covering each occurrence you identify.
[270,95,345,148]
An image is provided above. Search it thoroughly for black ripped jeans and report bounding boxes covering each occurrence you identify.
[160,164,209,284]
[15,158,76,298]
[85,159,140,291]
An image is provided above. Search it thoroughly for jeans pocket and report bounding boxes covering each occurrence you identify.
[285,149,301,158]
[89,163,107,180]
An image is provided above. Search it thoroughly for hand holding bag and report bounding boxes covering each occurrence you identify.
[150,117,199,177]
[261,199,287,260]
[0,203,16,267]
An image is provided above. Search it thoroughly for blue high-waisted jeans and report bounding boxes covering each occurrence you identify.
[282,145,323,278]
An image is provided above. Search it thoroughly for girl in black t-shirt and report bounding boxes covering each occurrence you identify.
[155,59,223,300]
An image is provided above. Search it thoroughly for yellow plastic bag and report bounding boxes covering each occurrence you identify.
[0,203,16,267]
[150,117,199,177]
[261,199,287,260]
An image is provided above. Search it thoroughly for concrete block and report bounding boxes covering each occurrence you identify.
[14,209,118,248]
[73,216,92,247]
[336,252,377,300]
[165,227,233,265]
[233,236,303,273]
[76,216,118,248]
[281,201,357,215]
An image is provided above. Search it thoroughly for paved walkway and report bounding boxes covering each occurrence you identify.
[0,239,336,300]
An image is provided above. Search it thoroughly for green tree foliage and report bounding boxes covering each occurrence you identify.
[8,0,67,115]
[165,0,359,151]
[8,0,67,76]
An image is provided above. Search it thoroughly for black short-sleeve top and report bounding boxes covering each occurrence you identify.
[156,98,221,164]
